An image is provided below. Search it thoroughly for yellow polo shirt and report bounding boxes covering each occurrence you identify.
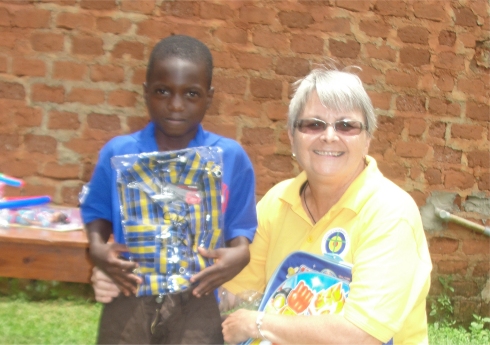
[224,156,432,345]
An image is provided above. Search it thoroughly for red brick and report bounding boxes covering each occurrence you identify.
[459,32,477,49]
[62,184,84,206]
[161,1,198,18]
[96,17,131,34]
[65,138,103,155]
[444,170,474,189]
[467,151,490,169]
[200,2,233,20]
[275,57,310,77]
[242,127,274,145]
[214,27,247,44]
[400,47,430,66]
[466,102,489,122]
[359,20,390,38]
[316,18,350,34]
[264,101,288,121]
[395,141,429,158]
[457,79,486,97]
[462,239,490,255]
[291,34,324,54]
[48,111,80,130]
[137,19,173,39]
[329,39,360,58]
[425,168,442,185]
[429,122,446,138]
[478,172,490,191]
[278,11,313,28]
[367,91,391,110]
[365,43,396,61]
[25,134,57,154]
[12,9,50,28]
[454,7,478,27]
[434,145,462,164]
[429,237,459,254]
[0,55,6,72]
[56,12,95,30]
[80,0,117,10]
[221,99,261,119]
[90,65,125,83]
[356,64,381,85]
[250,78,282,99]
[108,90,137,107]
[436,72,455,92]
[263,154,293,173]
[31,84,64,103]
[0,134,20,152]
[132,68,146,85]
[408,190,426,207]
[396,95,425,113]
[451,124,483,140]
[447,101,461,116]
[239,6,275,24]
[13,106,42,127]
[377,161,406,182]
[408,118,426,136]
[30,32,64,52]
[439,31,456,46]
[53,61,87,80]
[112,41,145,60]
[127,116,149,133]
[386,70,418,88]
[413,2,446,22]
[398,26,429,45]
[12,57,46,77]
[437,260,468,275]
[213,76,247,96]
[71,36,104,56]
[234,52,272,71]
[435,52,465,71]
[67,88,105,105]
[473,260,490,277]
[42,162,80,179]
[0,7,10,27]
[120,0,155,14]
[253,28,289,50]
[0,81,25,100]
[335,0,370,12]
[374,0,407,16]
[87,113,121,131]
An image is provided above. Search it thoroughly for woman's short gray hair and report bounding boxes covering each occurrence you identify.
[288,66,377,137]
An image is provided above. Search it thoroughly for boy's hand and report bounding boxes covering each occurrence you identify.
[89,241,141,296]
[91,266,121,303]
[190,236,250,297]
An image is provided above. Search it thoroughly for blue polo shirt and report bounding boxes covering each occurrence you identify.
[80,122,257,246]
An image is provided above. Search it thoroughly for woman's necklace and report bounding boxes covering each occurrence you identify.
[302,181,316,224]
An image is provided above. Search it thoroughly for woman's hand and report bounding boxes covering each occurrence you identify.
[222,309,258,344]
[91,266,121,303]
[190,236,250,297]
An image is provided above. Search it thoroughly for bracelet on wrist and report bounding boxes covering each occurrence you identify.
[255,311,268,340]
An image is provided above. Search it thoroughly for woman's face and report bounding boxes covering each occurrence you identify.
[289,91,371,185]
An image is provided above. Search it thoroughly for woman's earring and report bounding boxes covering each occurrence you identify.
[292,153,296,159]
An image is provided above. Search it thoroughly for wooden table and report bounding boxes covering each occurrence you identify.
[0,226,93,283]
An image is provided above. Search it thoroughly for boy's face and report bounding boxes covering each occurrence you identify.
[144,57,214,149]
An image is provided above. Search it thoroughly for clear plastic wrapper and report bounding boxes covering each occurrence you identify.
[0,205,82,231]
[112,146,224,296]
[218,287,263,316]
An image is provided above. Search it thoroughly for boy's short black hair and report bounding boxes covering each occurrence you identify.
[146,35,213,88]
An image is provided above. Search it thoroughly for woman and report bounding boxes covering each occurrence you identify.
[221,67,432,344]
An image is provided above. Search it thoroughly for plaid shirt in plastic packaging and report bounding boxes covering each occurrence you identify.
[111,147,224,296]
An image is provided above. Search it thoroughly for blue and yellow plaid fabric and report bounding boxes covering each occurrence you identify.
[111,147,224,296]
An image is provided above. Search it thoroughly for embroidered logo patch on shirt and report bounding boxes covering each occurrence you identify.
[321,228,350,258]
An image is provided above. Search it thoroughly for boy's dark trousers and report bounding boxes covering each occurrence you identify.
[97,289,224,344]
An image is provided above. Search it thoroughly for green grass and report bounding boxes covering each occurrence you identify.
[0,297,102,345]
[0,297,488,345]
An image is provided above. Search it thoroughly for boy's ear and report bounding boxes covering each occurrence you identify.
[206,86,215,109]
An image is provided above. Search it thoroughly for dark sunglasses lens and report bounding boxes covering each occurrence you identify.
[335,121,362,135]
[297,119,325,133]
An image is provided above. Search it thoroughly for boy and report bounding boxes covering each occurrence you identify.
[80,35,257,344]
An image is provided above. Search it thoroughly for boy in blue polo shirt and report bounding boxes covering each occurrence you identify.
[80,35,257,344]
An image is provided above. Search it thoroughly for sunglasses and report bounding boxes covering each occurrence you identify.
[294,118,366,136]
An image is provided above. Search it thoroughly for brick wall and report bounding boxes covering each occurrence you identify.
[0,0,488,324]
